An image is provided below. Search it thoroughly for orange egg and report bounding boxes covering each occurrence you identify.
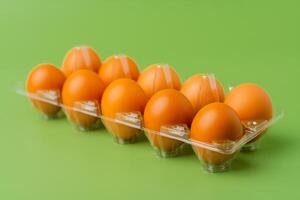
[101,79,148,143]
[26,63,66,118]
[137,64,181,98]
[225,83,273,146]
[144,89,194,157]
[225,83,273,121]
[190,103,243,170]
[98,55,139,87]
[181,74,225,113]
[62,70,105,130]
[62,46,101,77]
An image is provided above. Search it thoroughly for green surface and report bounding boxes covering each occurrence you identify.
[0,0,299,199]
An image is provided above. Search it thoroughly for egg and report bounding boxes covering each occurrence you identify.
[101,79,148,143]
[62,46,101,77]
[62,70,105,130]
[181,74,225,113]
[144,89,194,157]
[190,103,243,172]
[225,83,273,149]
[137,64,181,98]
[225,83,272,121]
[98,55,139,87]
[26,63,66,118]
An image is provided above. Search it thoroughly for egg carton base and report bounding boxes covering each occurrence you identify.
[154,145,184,158]
[73,120,104,132]
[36,109,65,120]
[201,159,233,173]
[112,134,139,144]
[241,138,261,152]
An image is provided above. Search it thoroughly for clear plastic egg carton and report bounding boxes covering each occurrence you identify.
[16,84,283,173]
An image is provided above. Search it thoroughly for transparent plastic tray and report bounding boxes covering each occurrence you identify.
[16,82,283,173]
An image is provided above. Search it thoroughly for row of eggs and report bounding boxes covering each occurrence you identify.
[26,46,273,172]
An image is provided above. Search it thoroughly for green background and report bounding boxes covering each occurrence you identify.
[0,0,299,199]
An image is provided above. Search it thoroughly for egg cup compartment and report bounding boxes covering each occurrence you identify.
[63,101,102,131]
[188,116,282,172]
[145,125,189,158]
[145,131,184,158]
[192,141,237,173]
[241,120,270,152]
[102,112,143,144]
[24,89,62,119]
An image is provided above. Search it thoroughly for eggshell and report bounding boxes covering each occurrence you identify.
[190,103,243,165]
[181,74,225,113]
[225,83,273,121]
[137,64,181,98]
[101,79,148,142]
[26,63,66,118]
[62,70,105,129]
[62,46,101,77]
[98,55,139,87]
[144,89,194,155]
[225,83,273,143]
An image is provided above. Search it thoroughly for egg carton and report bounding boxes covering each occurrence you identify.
[16,84,283,173]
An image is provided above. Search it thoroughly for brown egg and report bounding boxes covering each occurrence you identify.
[181,74,225,113]
[225,83,272,121]
[26,63,66,118]
[98,55,139,87]
[144,89,194,157]
[137,64,181,98]
[62,70,105,130]
[101,79,148,143]
[190,103,243,172]
[62,46,101,77]
[225,83,273,148]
